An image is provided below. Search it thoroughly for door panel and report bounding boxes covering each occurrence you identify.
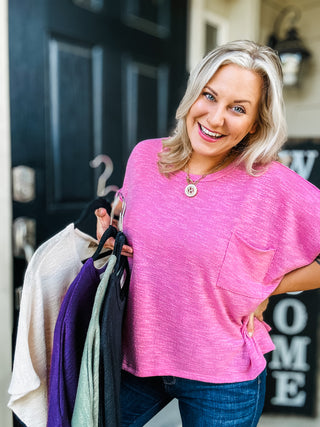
[48,38,103,208]
[124,57,169,152]
[123,0,171,38]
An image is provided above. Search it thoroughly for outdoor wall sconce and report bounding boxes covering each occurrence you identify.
[267,6,311,87]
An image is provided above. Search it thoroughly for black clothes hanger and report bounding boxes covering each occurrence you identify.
[112,232,128,279]
[114,232,130,300]
[92,225,118,261]
[81,225,117,264]
[74,197,112,239]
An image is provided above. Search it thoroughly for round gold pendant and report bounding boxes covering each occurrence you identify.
[185,183,197,197]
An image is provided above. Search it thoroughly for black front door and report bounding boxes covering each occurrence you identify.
[9,0,187,424]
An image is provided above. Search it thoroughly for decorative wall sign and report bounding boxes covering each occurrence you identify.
[264,139,320,416]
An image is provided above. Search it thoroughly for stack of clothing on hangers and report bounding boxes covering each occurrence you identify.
[8,197,130,427]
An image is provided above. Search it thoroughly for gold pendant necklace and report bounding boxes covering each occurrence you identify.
[185,174,206,197]
[184,154,232,198]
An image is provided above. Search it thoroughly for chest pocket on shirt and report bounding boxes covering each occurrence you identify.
[216,231,275,300]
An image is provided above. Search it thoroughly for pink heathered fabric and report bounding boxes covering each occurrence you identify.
[120,138,320,383]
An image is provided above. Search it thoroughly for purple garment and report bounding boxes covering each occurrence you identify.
[47,257,106,427]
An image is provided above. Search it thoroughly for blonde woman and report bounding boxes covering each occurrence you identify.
[96,40,320,426]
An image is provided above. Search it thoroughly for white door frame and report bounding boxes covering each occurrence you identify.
[0,1,13,426]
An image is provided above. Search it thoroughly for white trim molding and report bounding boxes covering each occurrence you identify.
[0,0,13,426]
[188,0,229,71]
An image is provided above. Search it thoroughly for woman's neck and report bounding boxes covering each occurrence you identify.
[186,152,236,175]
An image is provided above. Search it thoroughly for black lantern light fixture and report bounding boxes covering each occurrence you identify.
[267,6,311,87]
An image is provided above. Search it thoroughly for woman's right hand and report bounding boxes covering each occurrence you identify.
[95,207,133,257]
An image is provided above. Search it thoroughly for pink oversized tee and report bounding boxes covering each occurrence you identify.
[120,138,320,383]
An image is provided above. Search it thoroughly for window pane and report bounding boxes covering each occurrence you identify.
[205,23,217,54]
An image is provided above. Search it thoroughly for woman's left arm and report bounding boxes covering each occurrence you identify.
[248,258,320,336]
[271,258,320,296]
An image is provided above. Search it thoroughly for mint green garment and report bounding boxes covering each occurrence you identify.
[71,255,117,426]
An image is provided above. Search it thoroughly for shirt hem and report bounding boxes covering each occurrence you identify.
[122,359,267,384]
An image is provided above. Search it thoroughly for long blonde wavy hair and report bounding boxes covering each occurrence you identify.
[158,40,287,176]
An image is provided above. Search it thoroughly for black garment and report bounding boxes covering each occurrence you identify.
[99,232,130,427]
[74,197,112,239]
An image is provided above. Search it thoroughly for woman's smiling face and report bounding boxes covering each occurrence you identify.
[186,63,263,172]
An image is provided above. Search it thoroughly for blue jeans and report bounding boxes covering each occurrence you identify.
[120,369,267,426]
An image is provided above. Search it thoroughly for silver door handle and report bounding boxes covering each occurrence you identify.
[13,217,36,263]
[12,165,36,203]
[13,217,36,310]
